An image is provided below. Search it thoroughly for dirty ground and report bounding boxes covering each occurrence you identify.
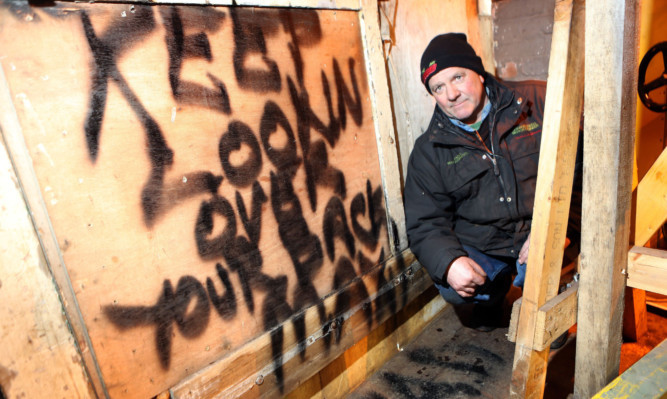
[348,293,667,399]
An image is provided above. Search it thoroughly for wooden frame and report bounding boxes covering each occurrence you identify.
[0,1,415,398]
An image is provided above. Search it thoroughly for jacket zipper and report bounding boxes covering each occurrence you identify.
[486,101,517,219]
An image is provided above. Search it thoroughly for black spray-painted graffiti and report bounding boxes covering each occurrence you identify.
[78,4,394,392]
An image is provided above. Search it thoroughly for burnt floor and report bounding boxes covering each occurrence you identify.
[348,293,667,399]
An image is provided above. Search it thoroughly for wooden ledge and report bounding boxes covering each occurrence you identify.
[627,246,667,296]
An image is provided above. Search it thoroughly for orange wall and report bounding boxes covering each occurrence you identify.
[635,0,667,184]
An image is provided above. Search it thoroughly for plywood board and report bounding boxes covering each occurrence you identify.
[0,122,94,399]
[0,3,394,398]
[379,0,479,180]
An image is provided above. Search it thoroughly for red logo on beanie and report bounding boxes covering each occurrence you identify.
[422,61,437,84]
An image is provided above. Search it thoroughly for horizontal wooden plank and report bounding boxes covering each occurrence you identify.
[535,282,578,349]
[235,0,360,9]
[627,246,667,296]
[508,283,578,350]
[286,288,447,398]
[61,0,361,9]
[593,337,667,399]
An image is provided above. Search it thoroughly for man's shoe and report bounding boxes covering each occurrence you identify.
[470,303,503,332]
[550,331,568,349]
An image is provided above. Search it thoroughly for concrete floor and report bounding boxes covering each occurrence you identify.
[348,297,667,399]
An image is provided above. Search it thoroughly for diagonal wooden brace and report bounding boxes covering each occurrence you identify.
[509,0,585,397]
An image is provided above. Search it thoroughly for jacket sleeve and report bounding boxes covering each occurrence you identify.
[404,141,467,286]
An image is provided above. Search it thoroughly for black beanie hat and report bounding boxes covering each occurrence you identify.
[420,33,486,94]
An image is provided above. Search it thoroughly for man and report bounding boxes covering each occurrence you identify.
[404,33,579,332]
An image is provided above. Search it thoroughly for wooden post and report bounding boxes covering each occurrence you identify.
[509,0,585,397]
[0,62,106,398]
[360,0,407,253]
[575,0,639,396]
[476,0,495,74]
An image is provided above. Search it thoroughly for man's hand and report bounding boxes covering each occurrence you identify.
[517,234,571,265]
[518,234,531,265]
[446,256,487,298]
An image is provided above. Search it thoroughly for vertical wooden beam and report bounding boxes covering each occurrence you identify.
[509,0,585,397]
[623,287,648,341]
[359,0,407,253]
[0,63,108,398]
[575,0,639,396]
[477,0,496,74]
[0,117,95,399]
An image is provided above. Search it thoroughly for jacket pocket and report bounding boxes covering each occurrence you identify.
[441,151,489,199]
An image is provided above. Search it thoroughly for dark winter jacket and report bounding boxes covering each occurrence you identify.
[405,76,580,286]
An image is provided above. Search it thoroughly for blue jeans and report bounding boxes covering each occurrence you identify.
[434,245,513,306]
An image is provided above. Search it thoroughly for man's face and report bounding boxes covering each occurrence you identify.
[428,67,487,125]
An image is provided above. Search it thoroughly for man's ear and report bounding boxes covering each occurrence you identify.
[478,74,485,84]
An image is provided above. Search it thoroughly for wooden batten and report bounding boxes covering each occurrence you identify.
[0,1,423,398]
[0,56,108,399]
[509,0,585,396]
[507,283,578,351]
[476,0,496,74]
[359,0,407,253]
[593,337,667,399]
[0,96,95,399]
[85,0,362,9]
[627,246,667,296]
[634,147,667,247]
[287,289,448,398]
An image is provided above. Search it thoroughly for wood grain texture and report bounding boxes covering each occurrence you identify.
[510,0,584,397]
[627,246,667,296]
[593,337,667,399]
[576,0,639,396]
[622,287,648,342]
[0,101,94,398]
[68,0,361,9]
[0,3,408,398]
[507,283,578,350]
[359,0,406,253]
[287,284,446,398]
[379,0,477,181]
[634,147,667,246]
[171,251,424,398]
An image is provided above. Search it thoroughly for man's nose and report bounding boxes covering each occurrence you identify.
[446,85,460,101]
